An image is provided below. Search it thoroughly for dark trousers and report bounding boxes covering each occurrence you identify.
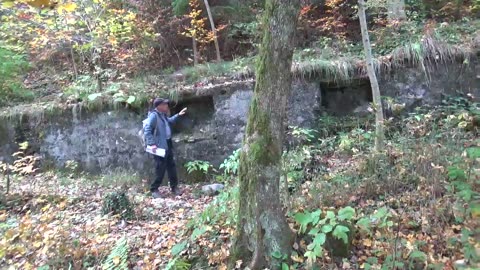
[151,139,178,192]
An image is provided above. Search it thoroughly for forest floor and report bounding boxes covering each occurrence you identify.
[0,174,213,269]
[0,100,479,270]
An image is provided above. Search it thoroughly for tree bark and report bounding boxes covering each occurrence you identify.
[358,0,385,152]
[231,0,300,269]
[202,0,221,62]
[70,44,78,80]
[387,0,406,21]
[5,163,10,194]
[192,37,199,65]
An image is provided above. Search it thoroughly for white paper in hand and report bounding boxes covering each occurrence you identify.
[146,146,166,157]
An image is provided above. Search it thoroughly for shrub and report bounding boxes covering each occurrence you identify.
[64,75,98,100]
[101,191,135,220]
[219,148,241,178]
[184,160,215,182]
[0,47,32,106]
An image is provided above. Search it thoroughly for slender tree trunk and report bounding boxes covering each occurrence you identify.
[192,37,199,65]
[5,163,10,194]
[231,0,300,269]
[97,77,103,92]
[65,15,78,80]
[358,0,385,152]
[92,47,103,92]
[70,44,78,80]
[454,0,462,20]
[387,0,406,21]
[203,0,221,62]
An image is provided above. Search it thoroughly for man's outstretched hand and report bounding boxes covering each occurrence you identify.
[179,107,187,116]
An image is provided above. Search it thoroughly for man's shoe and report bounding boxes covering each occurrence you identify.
[172,187,183,196]
[152,191,162,199]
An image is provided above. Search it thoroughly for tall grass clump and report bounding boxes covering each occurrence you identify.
[292,58,358,83]
[290,34,471,85]
[388,35,471,80]
[0,46,33,106]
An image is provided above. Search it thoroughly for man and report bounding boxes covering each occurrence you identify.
[144,98,187,198]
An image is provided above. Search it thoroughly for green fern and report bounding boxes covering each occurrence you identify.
[102,237,129,270]
[165,258,191,270]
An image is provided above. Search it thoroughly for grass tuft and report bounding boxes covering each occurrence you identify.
[388,35,471,81]
[292,58,358,83]
[284,35,473,84]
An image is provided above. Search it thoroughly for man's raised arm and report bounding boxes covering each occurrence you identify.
[168,107,187,123]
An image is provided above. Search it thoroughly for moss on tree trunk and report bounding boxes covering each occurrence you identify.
[230,0,300,269]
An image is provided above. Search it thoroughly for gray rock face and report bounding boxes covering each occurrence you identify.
[42,110,151,173]
[0,80,320,182]
[379,60,480,109]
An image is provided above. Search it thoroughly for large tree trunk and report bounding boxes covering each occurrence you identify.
[230,0,300,269]
[358,0,385,152]
[387,0,406,21]
[202,0,221,62]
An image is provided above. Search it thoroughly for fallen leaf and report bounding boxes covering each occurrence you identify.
[363,238,372,247]
[112,256,120,265]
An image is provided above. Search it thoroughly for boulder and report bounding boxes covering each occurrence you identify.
[201,183,224,196]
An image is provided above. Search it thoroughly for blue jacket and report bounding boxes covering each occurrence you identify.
[144,110,180,151]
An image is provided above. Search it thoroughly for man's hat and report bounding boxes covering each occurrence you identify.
[153,98,170,107]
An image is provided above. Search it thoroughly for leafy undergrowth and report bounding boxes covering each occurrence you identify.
[0,98,479,269]
[284,98,480,269]
[169,98,479,269]
[289,99,480,269]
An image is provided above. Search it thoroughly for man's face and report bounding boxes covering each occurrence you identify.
[156,103,169,113]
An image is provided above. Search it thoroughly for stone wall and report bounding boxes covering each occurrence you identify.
[0,58,478,182]
[319,58,480,114]
[0,80,320,182]
[379,59,480,108]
